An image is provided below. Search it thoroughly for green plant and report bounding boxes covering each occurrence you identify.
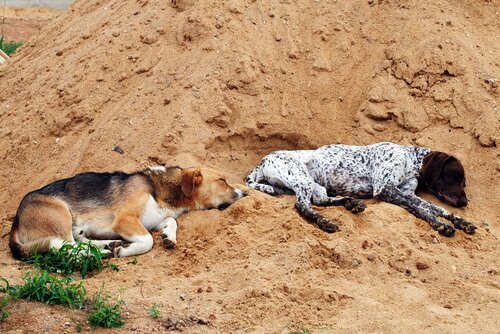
[88,288,125,328]
[73,319,83,332]
[0,37,23,56]
[148,303,160,319]
[0,277,10,323]
[1,275,127,328]
[7,271,86,309]
[28,241,114,278]
[0,295,10,323]
[290,328,311,334]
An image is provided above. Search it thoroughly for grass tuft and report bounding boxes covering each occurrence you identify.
[8,271,86,309]
[290,328,311,334]
[28,241,114,278]
[148,303,160,319]
[0,37,23,56]
[0,295,10,323]
[88,288,125,328]
[0,278,11,322]
[1,274,127,328]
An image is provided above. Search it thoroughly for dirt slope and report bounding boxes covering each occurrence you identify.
[1,6,62,42]
[0,0,499,333]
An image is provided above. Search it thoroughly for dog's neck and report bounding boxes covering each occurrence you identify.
[140,167,188,209]
[415,149,434,192]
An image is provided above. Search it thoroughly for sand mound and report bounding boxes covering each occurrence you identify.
[0,1,498,333]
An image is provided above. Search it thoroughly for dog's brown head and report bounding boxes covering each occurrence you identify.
[420,152,467,207]
[181,167,246,210]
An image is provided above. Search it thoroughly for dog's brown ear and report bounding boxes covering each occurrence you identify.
[181,169,203,197]
[420,152,452,187]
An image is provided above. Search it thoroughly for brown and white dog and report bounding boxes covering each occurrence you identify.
[9,166,246,259]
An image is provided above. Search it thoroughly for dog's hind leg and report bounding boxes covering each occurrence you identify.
[295,199,340,233]
[246,155,339,232]
[10,195,75,259]
[312,183,366,213]
[246,166,289,195]
[277,163,340,233]
[245,157,296,195]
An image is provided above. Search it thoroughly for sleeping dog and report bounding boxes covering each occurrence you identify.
[246,142,476,236]
[10,166,246,258]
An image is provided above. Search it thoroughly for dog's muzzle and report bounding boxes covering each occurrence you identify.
[234,189,247,200]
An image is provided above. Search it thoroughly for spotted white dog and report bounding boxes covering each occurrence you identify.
[246,142,476,236]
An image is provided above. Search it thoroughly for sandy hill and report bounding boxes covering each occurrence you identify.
[0,0,499,333]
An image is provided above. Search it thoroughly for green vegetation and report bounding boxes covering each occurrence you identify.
[7,271,86,308]
[73,319,83,332]
[0,294,10,323]
[289,327,312,334]
[0,273,126,328]
[148,303,160,319]
[28,241,116,278]
[88,288,125,328]
[0,278,11,323]
[0,37,23,56]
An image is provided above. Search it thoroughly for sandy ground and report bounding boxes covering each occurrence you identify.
[1,6,63,42]
[0,0,499,333]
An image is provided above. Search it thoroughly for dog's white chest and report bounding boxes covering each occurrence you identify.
[140,195,183,230]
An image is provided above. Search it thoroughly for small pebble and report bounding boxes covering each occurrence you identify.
[112,146,124,154]
[416,261,429,270]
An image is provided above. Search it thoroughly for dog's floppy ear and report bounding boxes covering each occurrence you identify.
[181,169,203,197]
[420,151,453,187]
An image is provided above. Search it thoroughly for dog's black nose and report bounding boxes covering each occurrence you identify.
[457,197,468,207]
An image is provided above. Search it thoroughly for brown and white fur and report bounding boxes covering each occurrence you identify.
[9,165,246,259]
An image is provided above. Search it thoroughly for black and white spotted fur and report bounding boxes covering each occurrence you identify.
[246,142,476,236]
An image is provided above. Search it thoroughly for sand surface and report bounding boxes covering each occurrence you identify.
[0,0,499,333]
[1,6,63,42]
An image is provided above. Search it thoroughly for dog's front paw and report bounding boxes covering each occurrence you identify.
[344,198,366,214]
[464,224,477,235]
[161,233,176,249]
[436,224,456,237]
[317,218,339,233]
[452,218,477,235]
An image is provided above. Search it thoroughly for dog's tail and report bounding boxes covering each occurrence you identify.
[9,216,52,260]
[245,163,290,195]
[245,165,261,189]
